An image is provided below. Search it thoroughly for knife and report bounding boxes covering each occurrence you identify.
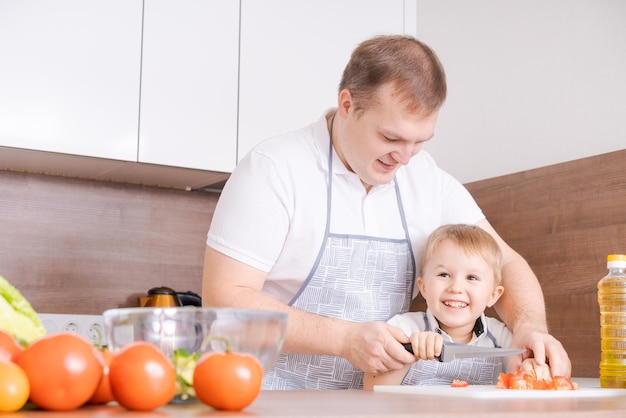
[402,341,525,362]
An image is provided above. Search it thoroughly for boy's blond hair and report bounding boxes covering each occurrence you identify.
[420,224,503,285]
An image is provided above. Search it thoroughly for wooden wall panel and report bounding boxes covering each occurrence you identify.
[2,148,625,378]
[412,149,626,377]
[0,170,219,315]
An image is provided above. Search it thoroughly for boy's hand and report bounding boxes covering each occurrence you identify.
[408,331,444,360]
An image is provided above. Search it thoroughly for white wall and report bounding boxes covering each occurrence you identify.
[415,0,626,183]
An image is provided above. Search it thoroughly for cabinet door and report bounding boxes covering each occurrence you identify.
[0,0,142,161]
[238,0,409,161]
[138,0,239,173]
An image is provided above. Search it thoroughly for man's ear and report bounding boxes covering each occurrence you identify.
[487,285,504,308]
[337,89,353,117]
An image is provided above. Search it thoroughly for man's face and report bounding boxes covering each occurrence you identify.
[333,83,439,191]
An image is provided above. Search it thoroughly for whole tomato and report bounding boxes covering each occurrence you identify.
[87,348,115,404]
[16,332,102,411]
[0,360,30,412]
[109,342,176,411]
[0,330,23,362]
[193,350,263,411]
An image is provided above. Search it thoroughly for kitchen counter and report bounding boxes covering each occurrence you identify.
[10,379,626,417]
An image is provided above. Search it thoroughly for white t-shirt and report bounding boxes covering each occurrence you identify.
[207,110,485,304]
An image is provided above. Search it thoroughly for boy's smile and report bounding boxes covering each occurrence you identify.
[418,240,504,343]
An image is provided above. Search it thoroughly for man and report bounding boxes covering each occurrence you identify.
[203,35,570,389]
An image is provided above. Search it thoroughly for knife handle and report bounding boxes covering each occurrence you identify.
[402,342,443,362]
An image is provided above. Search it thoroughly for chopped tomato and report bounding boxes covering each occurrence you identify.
[531,379,551,390]
[496,370,577,391]
[510,370,536,390]
[551,376,579,390]
[496,372,509,389]
[451,379,469,387]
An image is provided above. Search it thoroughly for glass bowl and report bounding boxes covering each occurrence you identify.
[102,307,287,402]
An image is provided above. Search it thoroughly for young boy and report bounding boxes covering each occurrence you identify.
[364,224,549,389]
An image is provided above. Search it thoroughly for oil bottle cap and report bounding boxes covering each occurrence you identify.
[607,254,626,268]
[608,254,626,262]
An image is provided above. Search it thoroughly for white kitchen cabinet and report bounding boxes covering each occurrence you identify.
[138,0,240,173]
[0,0,417,187]
[0,0,143,161]
[237,0,415,161]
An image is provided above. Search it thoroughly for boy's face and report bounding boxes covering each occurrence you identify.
[417,240,504,340]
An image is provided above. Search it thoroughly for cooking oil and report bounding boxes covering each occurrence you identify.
[598,254,626,388]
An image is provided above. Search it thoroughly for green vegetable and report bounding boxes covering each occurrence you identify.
[0,274,47,344]
[173,348,199,400]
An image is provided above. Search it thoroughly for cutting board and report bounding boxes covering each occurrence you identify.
[374,384,626,399]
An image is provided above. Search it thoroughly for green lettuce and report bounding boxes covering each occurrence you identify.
[173,348,199,400]
[0,275,47,344]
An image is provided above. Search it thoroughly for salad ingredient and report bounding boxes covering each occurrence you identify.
[16,333,103,411]
[496,369,578,390]
[193,346,263,411]
[87,348,116,404]
[0,361,29,412]
[0,330,23,362]
[109,342,176,411]
[173,348,199,400]
[451,379,469,387]
[0,275,46,344]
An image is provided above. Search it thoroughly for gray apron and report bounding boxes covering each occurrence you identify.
[263,119,415,390]
[401,313,505,385]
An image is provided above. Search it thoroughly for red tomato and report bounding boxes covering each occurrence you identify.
[451,379,469,387]
[551,375,578,390]
[0,330,23,363]
[109,342,176,411]
[16,333,102,411]
[87,348,115,404]
[496,370,577,391]
[193,351,263,411]
[531,378,551,390]
[508,370,535,390]
[0,360,30,412]
[496,372,509,389]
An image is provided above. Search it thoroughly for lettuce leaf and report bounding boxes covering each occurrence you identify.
[0,275,47,344]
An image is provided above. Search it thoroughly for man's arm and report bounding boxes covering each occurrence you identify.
[477,218,548,333]
[476,219,571,377]
[201,246,415,374]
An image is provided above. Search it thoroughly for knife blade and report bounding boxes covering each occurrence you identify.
[402,341,525,362]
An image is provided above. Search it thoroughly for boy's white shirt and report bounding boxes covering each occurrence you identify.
[388,308,513,348]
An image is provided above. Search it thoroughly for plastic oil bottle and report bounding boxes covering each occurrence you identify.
[598,254,626,388]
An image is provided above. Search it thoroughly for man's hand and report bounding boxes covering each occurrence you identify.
[508,324,571,377]
[520,358,552,381]
[339,321,416,375]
